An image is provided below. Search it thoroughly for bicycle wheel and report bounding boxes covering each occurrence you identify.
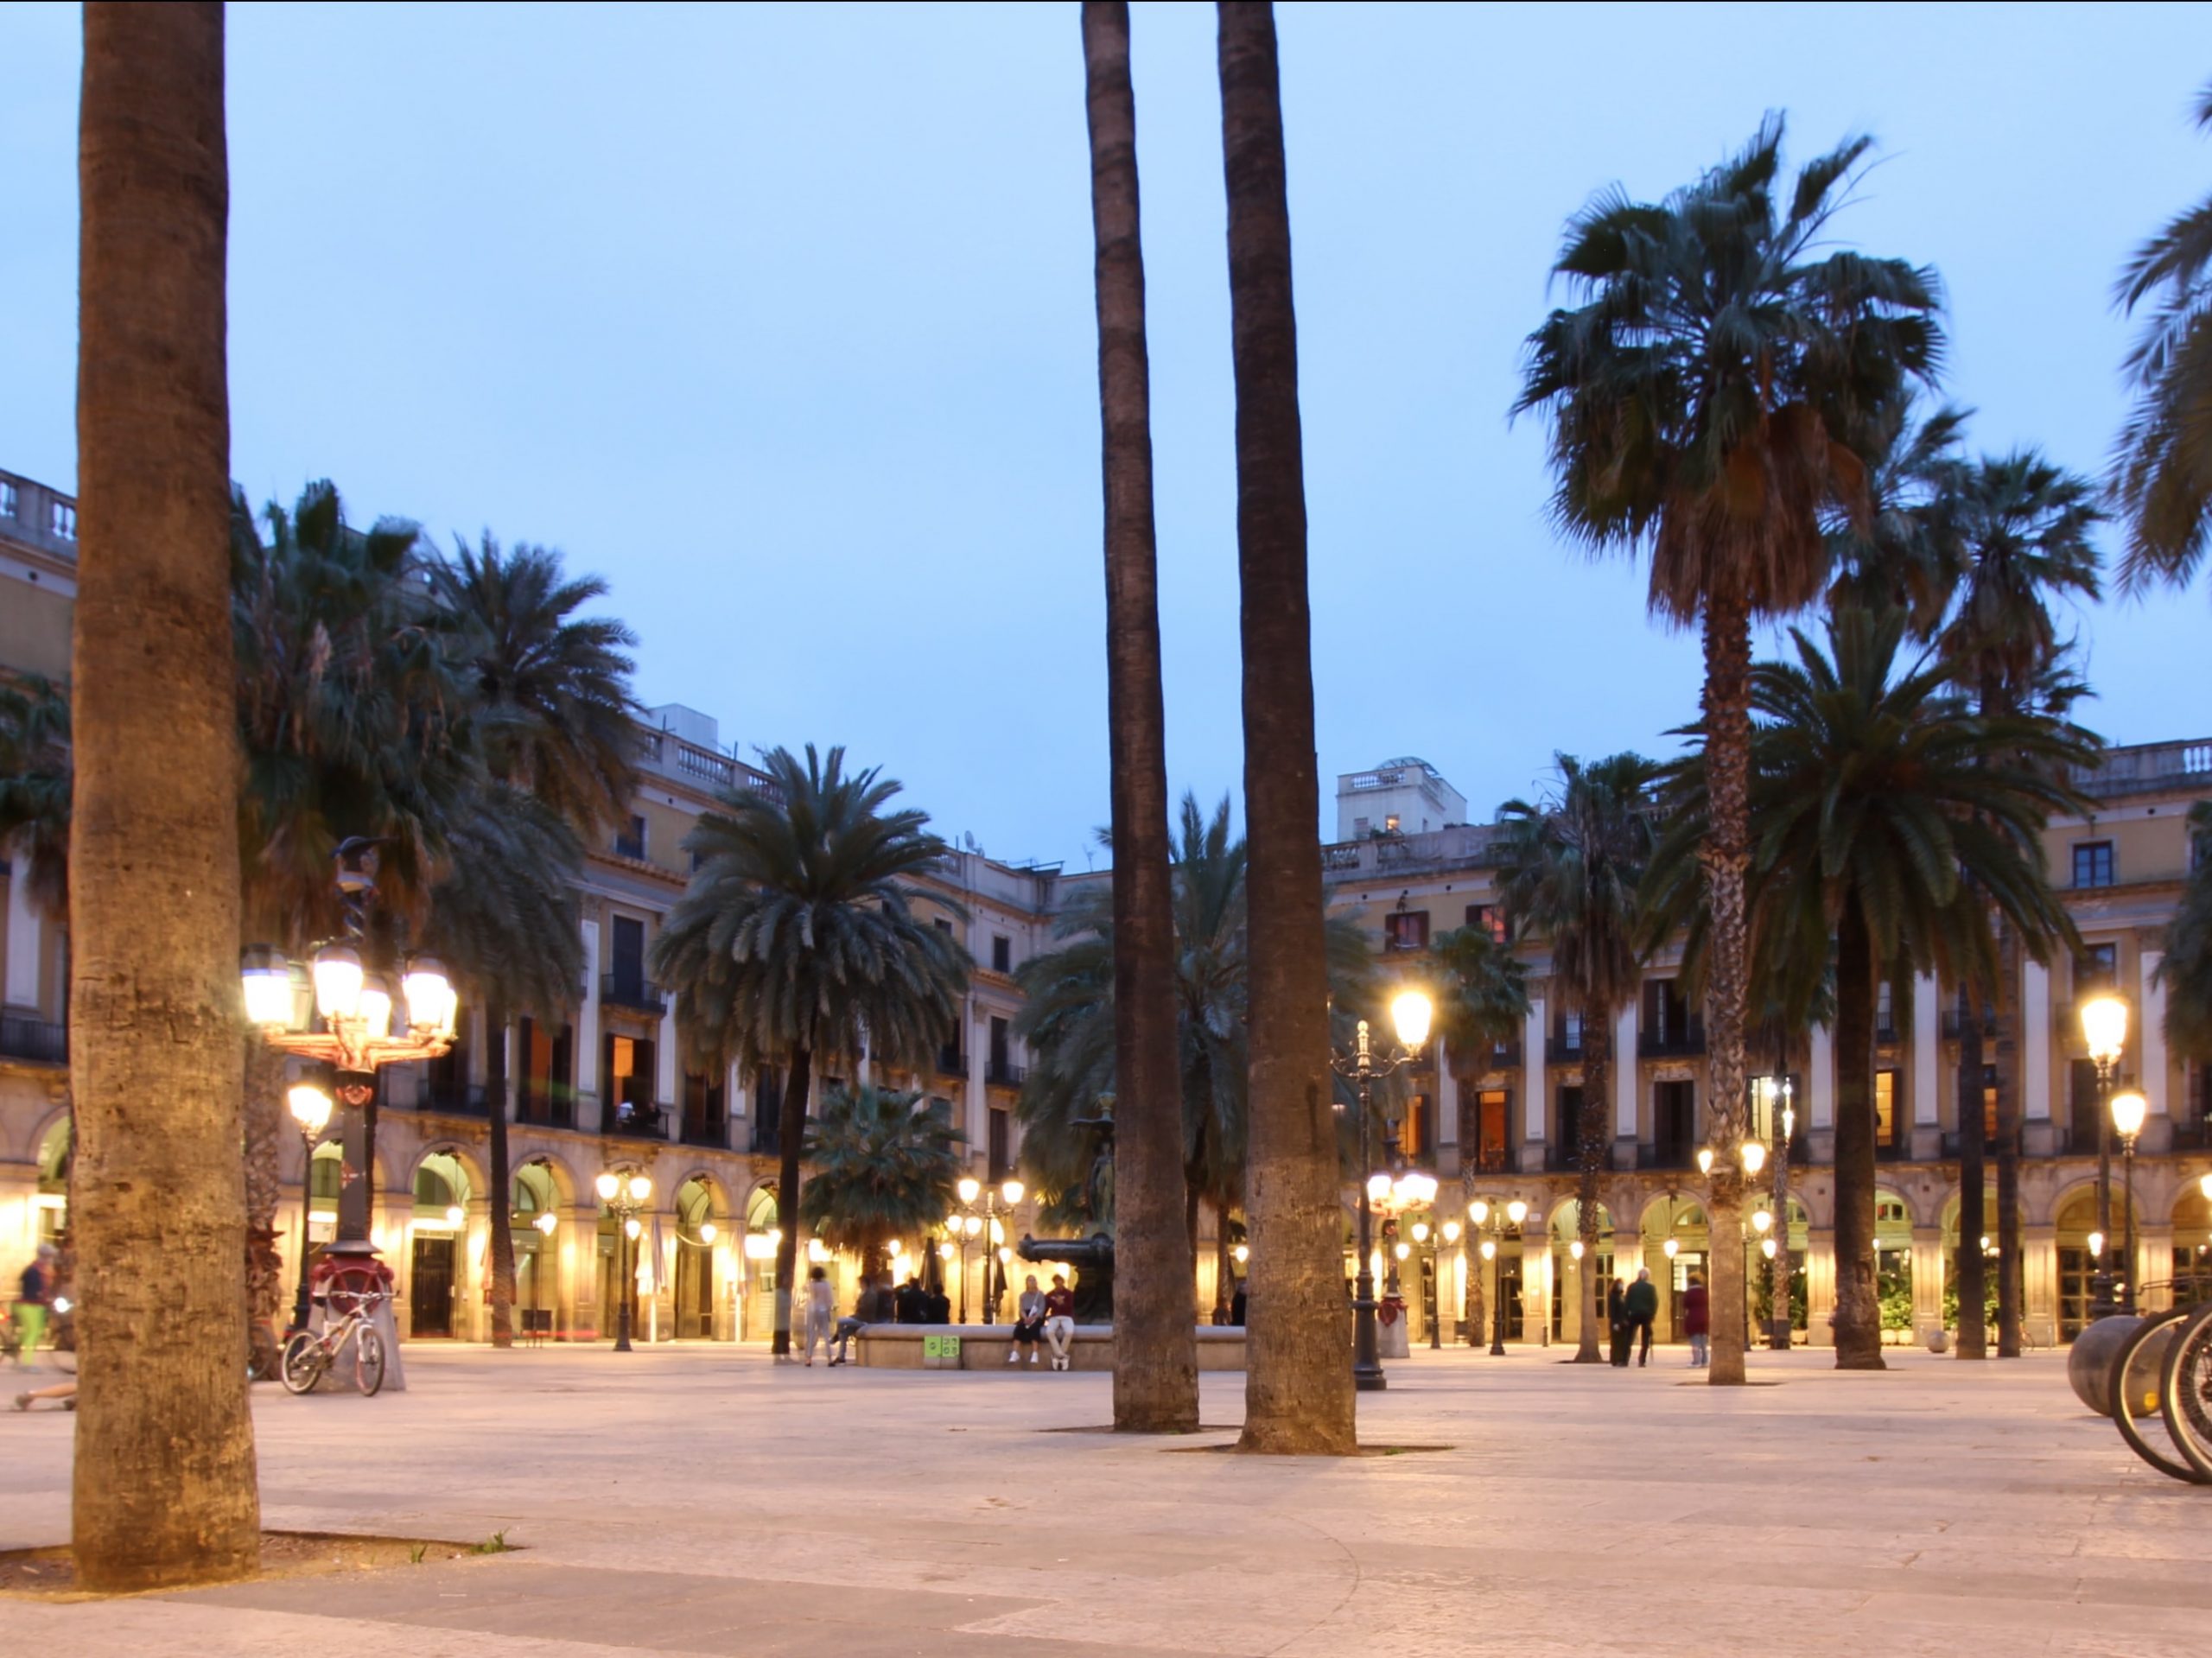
[2160,1301,2212,1481]
[2111,1307,2205,1483]
[280,1331,327,1395]
[355,1327,386,1398]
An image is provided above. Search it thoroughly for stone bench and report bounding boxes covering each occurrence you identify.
[852,1323,1247,1371]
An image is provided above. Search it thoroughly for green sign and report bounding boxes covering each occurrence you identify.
[923,1335,962,1360]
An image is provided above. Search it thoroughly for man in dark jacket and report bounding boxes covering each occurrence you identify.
[1607,1279,1630,1367]
[1623,1268,1660,1367]
[893,1276,927,1324]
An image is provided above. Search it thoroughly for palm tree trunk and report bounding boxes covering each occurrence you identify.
[242,1041,287,1375]
[72,0,260,1590]
[1219,0,1353,1456]
[772,1046,812,1356]
[1832,904,1885,1369]
[1699,588,1753,1386]
[1993,920,2024,1356]
[1954,982,1987,1359]
[486,1000,515,1350]
[1085,0,1199,1434]
[1573,1016,1609,1363]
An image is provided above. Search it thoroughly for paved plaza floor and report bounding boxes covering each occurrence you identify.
[5,1340,2209,1655]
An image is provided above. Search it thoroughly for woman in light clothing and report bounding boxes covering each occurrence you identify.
[803,1266,836,1366]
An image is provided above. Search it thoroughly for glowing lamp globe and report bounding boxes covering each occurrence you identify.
[2080,994,2128,1067]
[2110,1089,2148,1139]
[286,1082,334,1137]
[1390,988,1434,1051]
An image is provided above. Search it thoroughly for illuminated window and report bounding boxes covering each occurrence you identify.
[1874,1070,1897,1147]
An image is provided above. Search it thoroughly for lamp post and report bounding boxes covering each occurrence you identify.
[2111,1088,2147,1315]
[1330,988,1434,1393]
[952,1177,1025,1323]
[2080,993,2129,1321]
[596,1169,652,1351]
[1410,1217,1461,1349]
[284,1082,334,1335]
[1766,1075,1796,1350]
[1749,1205,1773,1353]
[1468,1197,1529,1356]
[240,841,459,1250]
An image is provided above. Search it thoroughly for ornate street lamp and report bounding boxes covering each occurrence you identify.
[1331,988,1433,1393]
[1764,1075,1796,1351]
[952,1176,1025,1324]
[596,1169,653,1351]
[2079,992,2129,1321]
[1468,1197,1529,1356]
[241,842,458,1252]
[283,1082,333,1336]
[2111,1088,2147,1315]
[1409,1217,1462,1349]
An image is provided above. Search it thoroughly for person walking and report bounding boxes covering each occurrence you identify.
[1624,1267,1659,1368]
[1683,1273,1710,1369]
[12,1243,57,1369]
[1008,1274,1046,1365]
[802,1265,836,1367]
[1606,1278,1630,1368]
[1041,1274,1077,1370]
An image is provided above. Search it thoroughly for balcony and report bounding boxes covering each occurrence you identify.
[1638,1141,1697,1172]
[613,830,647,861]
[1874,1021,1900,1047]
[603,1100,668,1140]
[600,972,667,1015]
[937,1046,966,1078]
[1543,1144,1584,1174]
[2076,737,2212,801]
[1466,1145,1513,1175]
[1940,1008,1997,1041]
[1939,1129,2002,1159]
[0,1014,66,1065]
[749,1120,785,1157]
[421,1081,491,1118]
[679,1113,728,1150]
[1637,1026,1706,1059]
[986,1058,1027,1089]
[516,1084,575,1129]
[1463,1039,1521,1072]
[1545,1034,1585,1064]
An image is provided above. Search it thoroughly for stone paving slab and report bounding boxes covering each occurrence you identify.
[5,1343,2210,1655]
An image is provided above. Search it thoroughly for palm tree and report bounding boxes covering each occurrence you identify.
[1217,0,1350,1457]
[0,675,70,923]
[1514,116,1942,1384]
[1428,921,1531,1103]
[1083,0,1196,1433]
[650,745,969,1356]
[798,1083,965,1276]
[71,0,258,1589]
[1929,450,2101,1360]
[428,536,639,1348]
[2156,803,2212,1065]
[2111,81,2212,594]
[1825,398,1971,637]
[1015,794,1373,1299]
[1494,753,1656,1363]
[1677,607,2089,1368]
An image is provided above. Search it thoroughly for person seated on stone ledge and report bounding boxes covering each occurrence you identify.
[1043,1274,1077,1370]
[1009,1274,1046,1365]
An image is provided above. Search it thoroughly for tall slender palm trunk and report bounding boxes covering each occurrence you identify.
[1219,0,1354,1455]
[243,1042,289,1373]
[1993,922,2024,1356]
[1573,1020,1610,1362]
[1954,984,1988,1359]
[1832,906,1886,1368]
[72,0,260,1589]
[1699,593,1752,1384]
[772,1048,813,1356]
[1084,0,1202,1413]
[486,1001,515,1349]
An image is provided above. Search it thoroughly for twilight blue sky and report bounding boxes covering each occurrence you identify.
[2,3,2206,867]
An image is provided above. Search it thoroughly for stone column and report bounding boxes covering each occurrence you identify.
[577,918,601,1099]
[1803,1226,1837,1347]
[2023,962,2055,1155]
[2141,949,2170,1142]
[1911,975,1942,1159]
[2022,1223,2060,1347]
[1520,1217,1548,1345]
[1911,1223,1945,1347]
[2139,1223,2175,1313]
[4,849,42,1008]
[1520,996,1547,1172]
[1808,1021,1836,1165]
[1613,1001,1638,1170]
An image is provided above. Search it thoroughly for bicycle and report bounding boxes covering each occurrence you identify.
[280,1280,388,1398]
[2161,1296,2212,1482]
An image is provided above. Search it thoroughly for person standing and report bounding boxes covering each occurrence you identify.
[1624,1267,1660,1368]
[1606,1278,1630,1369]
[13,1244,58,1369]
[1042,1274,1077,1371]
[894,1275,925,1324]
[802,1266,836,1367]
[1683,1273,1711,1369]
[1008,1274,1046,1366]
[1230,1280,1248,1328]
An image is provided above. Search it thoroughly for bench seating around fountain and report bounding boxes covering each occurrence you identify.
[851,1323,1247,1371]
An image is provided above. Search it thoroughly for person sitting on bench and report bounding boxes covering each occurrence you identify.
[1008,1274,1046,1365]
[1042,1274,1077,1370]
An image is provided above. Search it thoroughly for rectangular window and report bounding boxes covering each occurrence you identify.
[1654,1079,1695,1164]
[615,814,647,861]
[2069,1057,2102,1150]
[1874,1070,1897,1147]
[1383,814,1401,834]
[991,935,1011,974]
[1398,1094,1432,1162]
[1383,911,1429,952]
[682,1070,727,1144]
[1465,904,1507,944]
[49,500,74,540]
[988,1106,1011,1181]
[1982,1064,1999,1143]
[1471,1089,1510,1172]
[2072,841,2114,889]
[1876,982,1896,1042]
[1554,1084,1584,1168]
[0,480,16,518]
[2076,943,2119,996]
[1352,816,1370,838]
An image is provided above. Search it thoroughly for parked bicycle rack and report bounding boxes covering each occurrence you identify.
[2105,1284,2212,1484]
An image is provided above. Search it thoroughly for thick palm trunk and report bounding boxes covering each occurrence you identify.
[243,1041,287,1373]
[1954,984,1987,1359]
[1573,1017,1609,1362]
[1699,591,1753,1385]
[486,1000,515,1349]
[1086,0,1199,1432]
[72,0,260,1589]
[772,1046,812,1356]
[1220,0,1353,1455]
[1832,905,1885,1368]
[1993,920,2024,1356]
